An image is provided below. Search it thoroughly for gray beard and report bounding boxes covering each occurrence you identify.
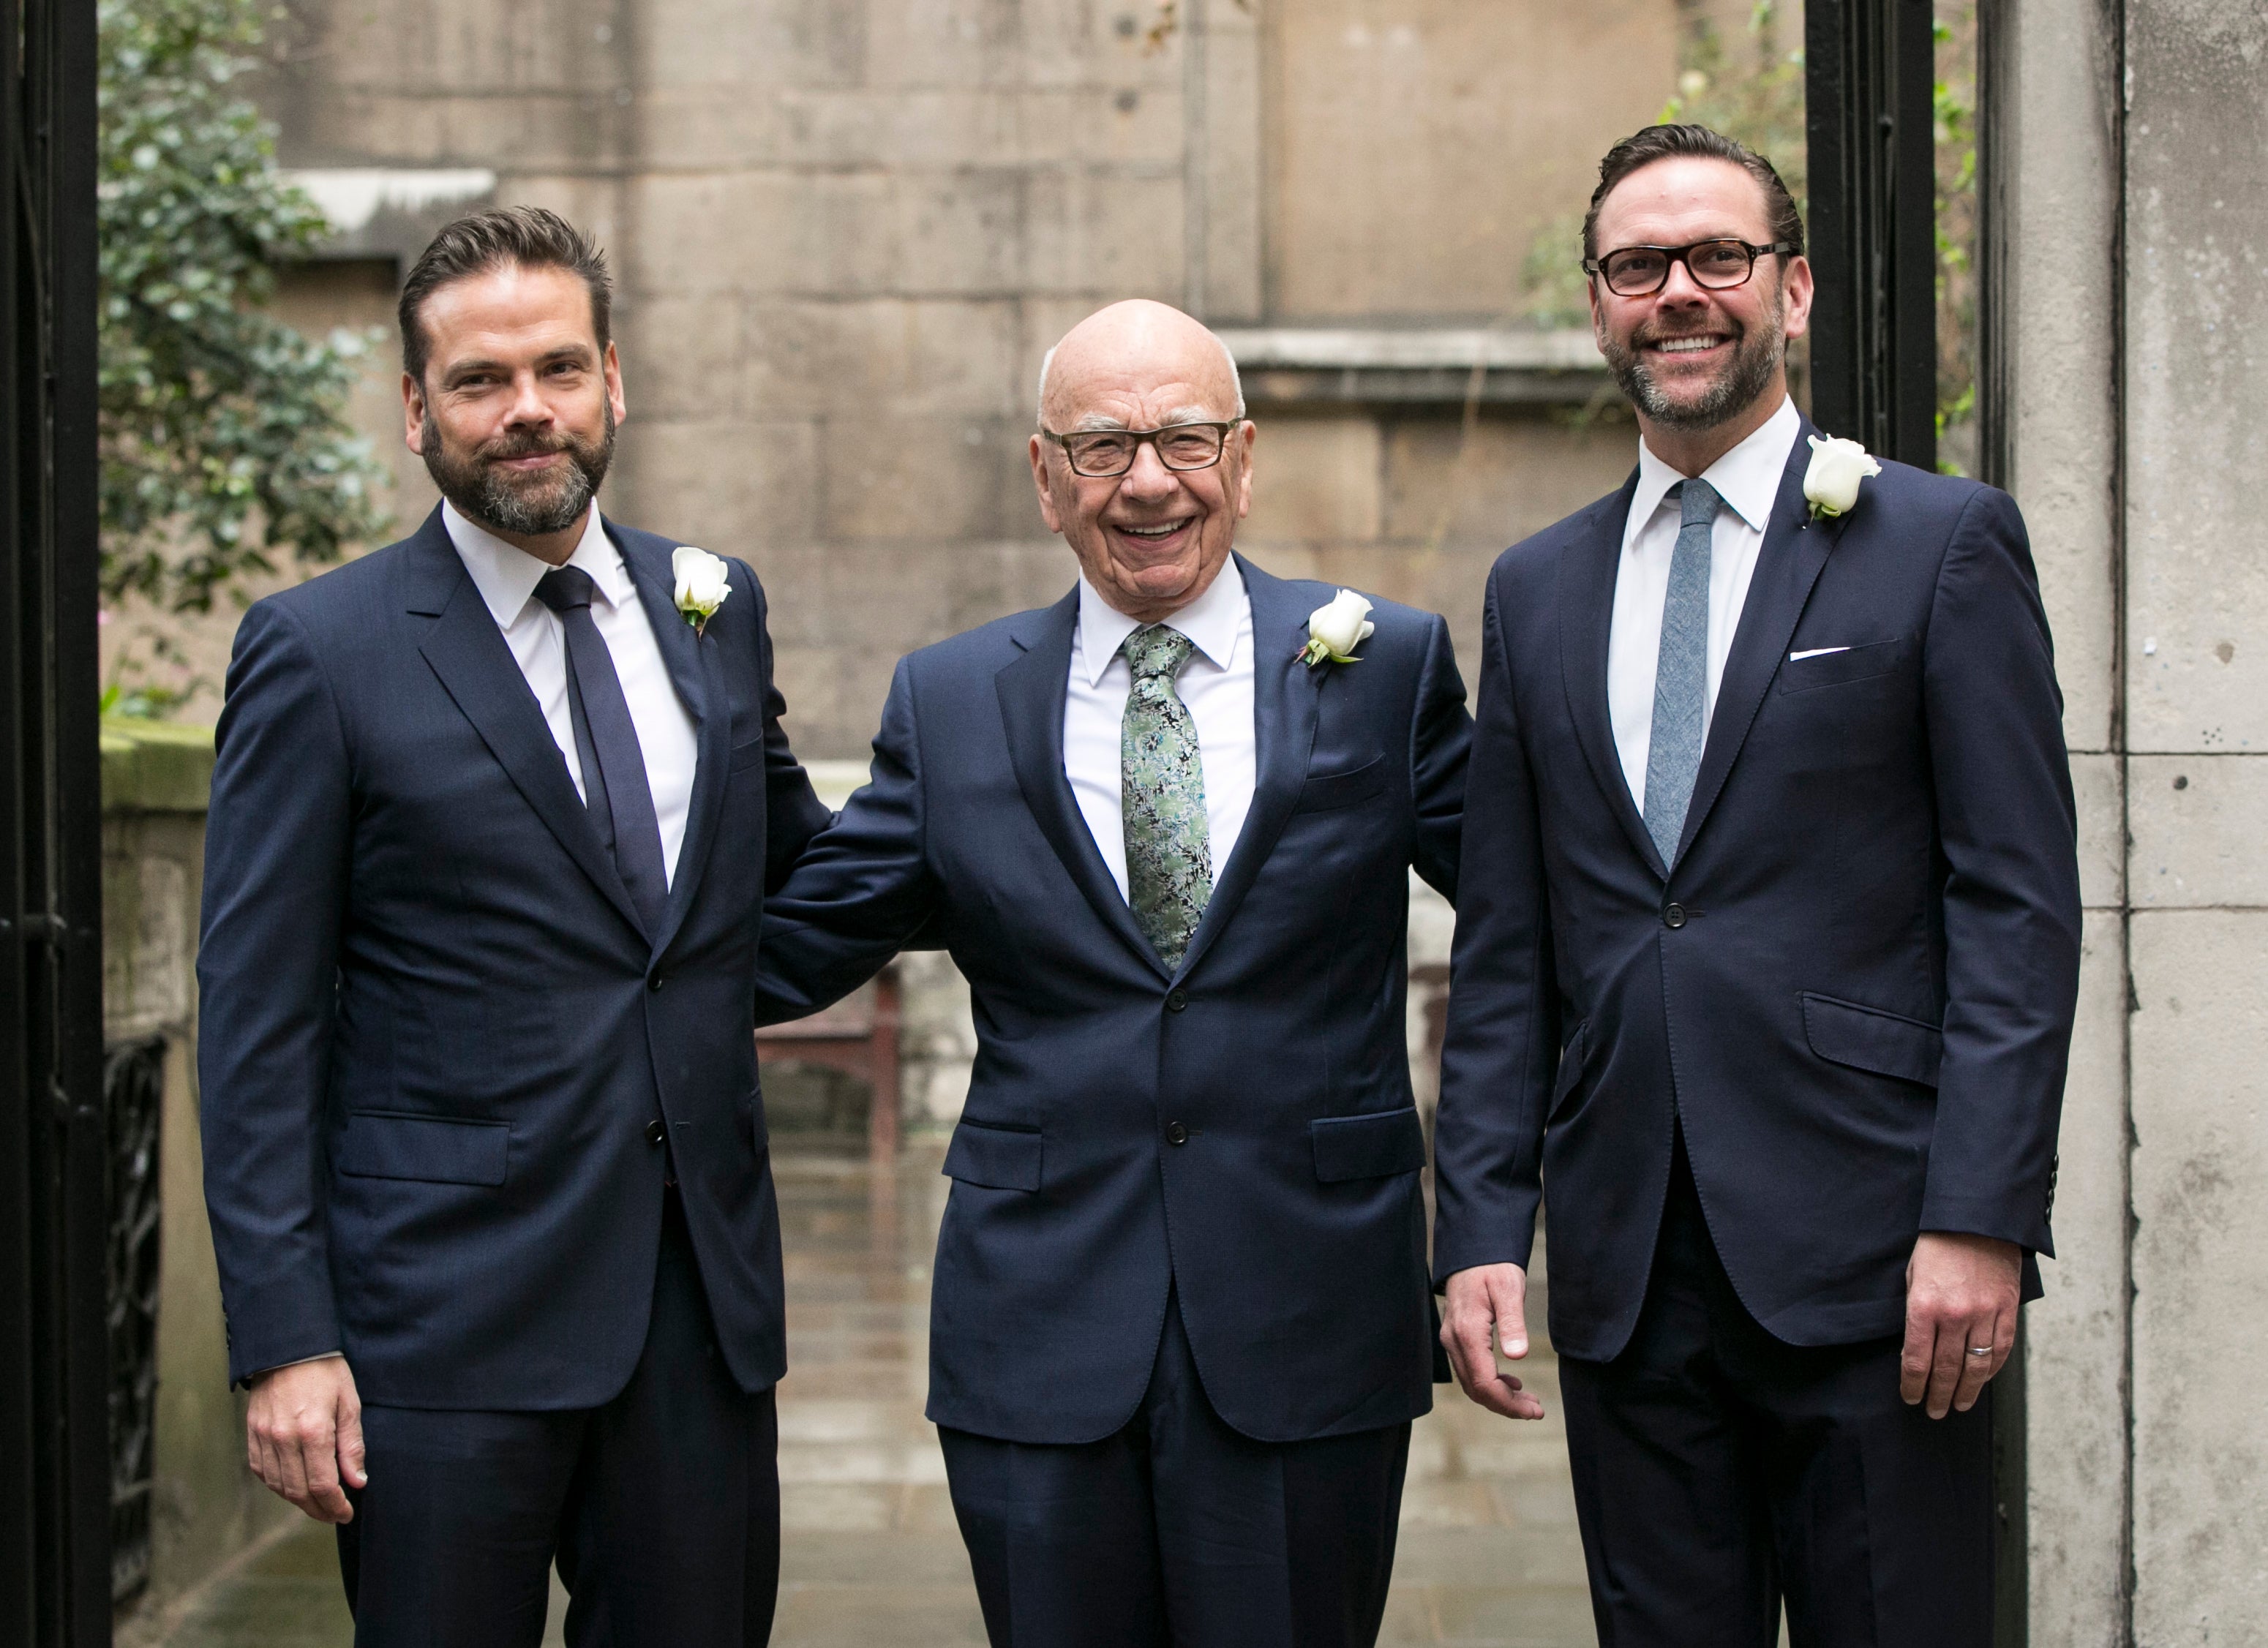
[1600,304,1786,432]
[422,405,615,537]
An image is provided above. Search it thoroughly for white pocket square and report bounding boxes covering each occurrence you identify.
[1788,647,1852,662]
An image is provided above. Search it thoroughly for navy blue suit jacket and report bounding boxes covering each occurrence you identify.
[753,556,1471,1445]
[198,506,830,1405]
[1432,429,2084,1361]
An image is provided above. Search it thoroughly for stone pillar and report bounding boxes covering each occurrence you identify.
[1983,6,2129,1643]
[2123,4,2268,1641]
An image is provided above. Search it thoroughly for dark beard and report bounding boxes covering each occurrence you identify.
[422,403,615,536]
[1599,296,1786,432]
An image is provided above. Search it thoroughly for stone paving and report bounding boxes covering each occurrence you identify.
[149,1140,1594,1647]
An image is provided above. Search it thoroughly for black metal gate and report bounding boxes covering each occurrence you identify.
[0,0,108,1641]
[1806,7,2024,1641]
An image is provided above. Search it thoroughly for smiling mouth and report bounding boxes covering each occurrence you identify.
[1646,334,1730,356]
[1114,517,1195,543]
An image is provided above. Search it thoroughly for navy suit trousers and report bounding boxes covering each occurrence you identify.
[1558,1135,1994,1648]
[337,1192,779,1647]
[939,1291,1411,1648]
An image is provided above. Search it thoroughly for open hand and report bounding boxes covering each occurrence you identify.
[247,1355,367,1523]
[1901,1233,2021,1420]
[1441,1263,1547,1420]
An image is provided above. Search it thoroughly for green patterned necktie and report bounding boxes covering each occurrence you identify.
[1121,625,1212,969]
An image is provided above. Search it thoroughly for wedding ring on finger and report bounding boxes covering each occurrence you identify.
[1965,1346,1994,1357]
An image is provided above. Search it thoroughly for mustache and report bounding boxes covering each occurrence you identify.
[474,429,578,462]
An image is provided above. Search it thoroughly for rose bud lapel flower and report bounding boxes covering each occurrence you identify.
[672,547,732,636]
[1301,588,1376,668]
[1803,435,1882,524]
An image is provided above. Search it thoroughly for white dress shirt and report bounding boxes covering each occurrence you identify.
[443,500,701,885]
[1064,560,1258,903]
[1607,396,1803,810]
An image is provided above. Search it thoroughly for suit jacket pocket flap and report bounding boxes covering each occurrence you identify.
[1312,1107,1427,1183]
[942,1119,1042,1192]
[1801,993,1942,1088]
[728,736,767,773]
[1293,755,1389,813]
[337,1111,509,1186]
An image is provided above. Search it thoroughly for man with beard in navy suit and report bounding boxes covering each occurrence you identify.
[198,208,827,1644]
[1432,127,2082,1646]
[752,300,1471,1647]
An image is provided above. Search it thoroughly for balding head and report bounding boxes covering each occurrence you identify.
[1026,300,1256,625]
[1037,300,1245,429]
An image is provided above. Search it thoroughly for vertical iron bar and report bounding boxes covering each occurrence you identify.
[4,0,110,1637]
[1805,0,1940,468]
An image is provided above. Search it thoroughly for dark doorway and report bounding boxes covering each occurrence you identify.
[0,0,110,1641]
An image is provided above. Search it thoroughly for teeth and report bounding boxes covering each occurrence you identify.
[1654,336,1724,354]
[1122,522,1185,538]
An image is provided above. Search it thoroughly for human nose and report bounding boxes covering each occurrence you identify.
[501,370,553,428]
[1655,254,1711,306]
[1117,438,1178,500]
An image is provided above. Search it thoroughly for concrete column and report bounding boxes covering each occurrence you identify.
[1986,6,2130,1642]
[2125,3,2268,1640]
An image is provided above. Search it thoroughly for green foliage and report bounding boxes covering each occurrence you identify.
[99,0,388,614]
[1932,8,1980,473]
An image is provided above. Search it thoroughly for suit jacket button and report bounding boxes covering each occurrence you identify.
[1165,987,1188,1012]
[646,1119,667,1146]
[1165,1121,1189,1145]
[1663,903,1687,929]
[648,972,665,992]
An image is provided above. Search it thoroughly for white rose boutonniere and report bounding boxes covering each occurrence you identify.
[1301,588,1376,668]
[672,547,732,636]
[1803,434,1882,523]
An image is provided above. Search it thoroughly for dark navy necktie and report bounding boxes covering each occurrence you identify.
[535,566,669,936]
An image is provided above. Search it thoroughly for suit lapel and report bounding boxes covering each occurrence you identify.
[613,524,729,961]
[1172,557,1320,982]
[1672,422,1836,866]
[405,510,646,936]
[995,588,1170,979]
[1558,472,1667,879]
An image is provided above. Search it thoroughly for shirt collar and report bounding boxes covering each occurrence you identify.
[1073,557,1250,689]
[1626,395,1803,546]
[443,500,626,628]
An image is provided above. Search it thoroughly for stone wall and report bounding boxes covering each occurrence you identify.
[1995,1,2268,1639]
[100,0,1778,753]
[100,723,298,1632]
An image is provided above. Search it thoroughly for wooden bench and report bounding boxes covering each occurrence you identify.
[754,966,901,1166]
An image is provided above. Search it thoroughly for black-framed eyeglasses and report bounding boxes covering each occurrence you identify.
[1042,421,1239,479]
[1582,239,1799,298]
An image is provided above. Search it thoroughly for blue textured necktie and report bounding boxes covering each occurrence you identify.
[536,566,669,936]
[1642,478,1721,867]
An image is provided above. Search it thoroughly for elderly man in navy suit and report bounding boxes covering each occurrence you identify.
[197,208,828,1644]
[1431,126,2083,1646]
[753,299,1471,1647]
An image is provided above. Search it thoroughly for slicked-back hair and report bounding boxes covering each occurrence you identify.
[1580,124,1805,266]
[399,206,612,388]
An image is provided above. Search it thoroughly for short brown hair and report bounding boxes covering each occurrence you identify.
[398,206,612,387]
[1581,124,1805,265]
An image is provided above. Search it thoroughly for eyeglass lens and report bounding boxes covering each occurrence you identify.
[1064,426,1226,477]
[1602,241,1760,296]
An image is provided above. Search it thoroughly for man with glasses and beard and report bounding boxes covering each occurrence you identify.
[1430,127,2081,1645]
[197,207,829,1645]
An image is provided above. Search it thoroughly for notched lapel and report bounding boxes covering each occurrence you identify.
[1558,475,1666,879]
[995,590,1169,979]
[1672,426,1835,865]
[615,525,729,960]
[1173,559,1320,980]
[409,525,646,936]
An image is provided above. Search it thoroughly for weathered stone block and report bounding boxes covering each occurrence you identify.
[2128,753,2268,910]
[1242,413,1383,547]
[2070,751,2125,912]
[2130,908,2268,1646]
[608,418,822,552]
[743,299,1025,416]
[2024,908,2130,1642]
[818,415,1026,541]
[1024,165,1184,298]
